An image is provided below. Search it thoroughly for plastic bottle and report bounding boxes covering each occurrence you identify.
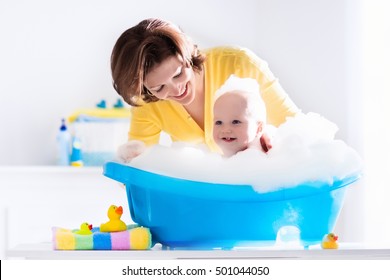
[70,136,84,167]
[56,119,72,166]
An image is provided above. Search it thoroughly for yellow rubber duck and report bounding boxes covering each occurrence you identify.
[100,205,127,232]
[321,233,339,249]
[74,222,93,235]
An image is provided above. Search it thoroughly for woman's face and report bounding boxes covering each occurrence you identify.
[144,55,196,106]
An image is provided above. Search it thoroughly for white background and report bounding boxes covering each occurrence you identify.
[0,0,362,165]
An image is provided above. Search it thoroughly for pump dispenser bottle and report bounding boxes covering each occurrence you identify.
[56,118,72,166]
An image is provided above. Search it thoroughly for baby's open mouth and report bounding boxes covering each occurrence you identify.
[222,137,236,142]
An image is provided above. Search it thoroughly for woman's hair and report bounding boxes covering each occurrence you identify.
[111,18,206,106]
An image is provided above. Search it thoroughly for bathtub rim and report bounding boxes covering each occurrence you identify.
[103,161,361,203]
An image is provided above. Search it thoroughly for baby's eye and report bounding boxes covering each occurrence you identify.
[214,120,222,125]
[232,120,241,125]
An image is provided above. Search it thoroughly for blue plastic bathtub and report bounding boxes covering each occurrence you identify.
[103,161,360,248]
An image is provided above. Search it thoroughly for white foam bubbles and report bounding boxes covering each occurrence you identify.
[128,113,363,193]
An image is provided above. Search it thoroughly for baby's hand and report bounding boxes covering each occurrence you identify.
[116,140,146,163]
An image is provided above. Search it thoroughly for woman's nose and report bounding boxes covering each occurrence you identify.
[169,83,182,96]
[174,87,181,96]
[169,83,183,97]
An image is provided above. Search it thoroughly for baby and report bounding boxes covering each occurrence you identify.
[213,75,267,157]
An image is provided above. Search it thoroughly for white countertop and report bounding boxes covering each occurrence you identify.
[7,242,390,260]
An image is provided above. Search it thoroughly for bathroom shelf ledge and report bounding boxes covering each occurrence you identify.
[0,165,103,174]
[0,165,108,189]
[7,242,390,260]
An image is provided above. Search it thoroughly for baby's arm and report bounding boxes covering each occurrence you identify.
[116,140,146,163]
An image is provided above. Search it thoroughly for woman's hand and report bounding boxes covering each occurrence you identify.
[116,140,146,163]
[260,133,273,153]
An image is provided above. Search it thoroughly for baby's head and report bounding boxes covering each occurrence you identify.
[213,75,266,157]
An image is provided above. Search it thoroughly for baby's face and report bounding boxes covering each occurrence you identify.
[213,92,260,157]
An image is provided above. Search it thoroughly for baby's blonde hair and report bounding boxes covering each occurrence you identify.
[214,75,266,122]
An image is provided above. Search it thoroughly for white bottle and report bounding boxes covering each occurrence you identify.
[56,119,72,166]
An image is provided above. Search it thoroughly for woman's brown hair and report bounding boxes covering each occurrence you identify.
[111,18,205,106]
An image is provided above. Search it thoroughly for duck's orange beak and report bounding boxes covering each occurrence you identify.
[115,206,123,215]
[333,235,338,241]
[88,224,93,230]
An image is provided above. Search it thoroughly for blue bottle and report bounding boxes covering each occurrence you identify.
[70,136,84,167]
[56,119,72,166]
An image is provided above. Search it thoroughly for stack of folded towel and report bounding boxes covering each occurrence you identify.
[52,225,151,250]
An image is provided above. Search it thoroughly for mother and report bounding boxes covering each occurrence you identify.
[111,18,300,160]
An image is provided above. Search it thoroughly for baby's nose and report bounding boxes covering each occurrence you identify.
[221,127,232,134]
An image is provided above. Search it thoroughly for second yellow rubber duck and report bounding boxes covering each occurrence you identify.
[74,222,93,235]
[321,233,339,249]
[100,205,127,232]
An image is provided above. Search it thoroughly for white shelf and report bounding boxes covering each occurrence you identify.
[7,242,390,260]
[0,165,103,175]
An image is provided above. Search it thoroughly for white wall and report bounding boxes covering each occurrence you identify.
[361,0,390,244]
[0,0,361,165]
[0,0,367,242]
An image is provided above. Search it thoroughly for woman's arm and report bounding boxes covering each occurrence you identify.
[236,48,301,151]
[128,106,162,145]
[116,106,161,162]
[237,47,301,127]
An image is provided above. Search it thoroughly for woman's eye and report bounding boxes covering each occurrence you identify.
[173,68,182,78]
[155,85,164,93]
[232,120,241,125]
[215,120,222,125]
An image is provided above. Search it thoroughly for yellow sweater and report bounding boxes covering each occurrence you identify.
[129,46,300,151]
